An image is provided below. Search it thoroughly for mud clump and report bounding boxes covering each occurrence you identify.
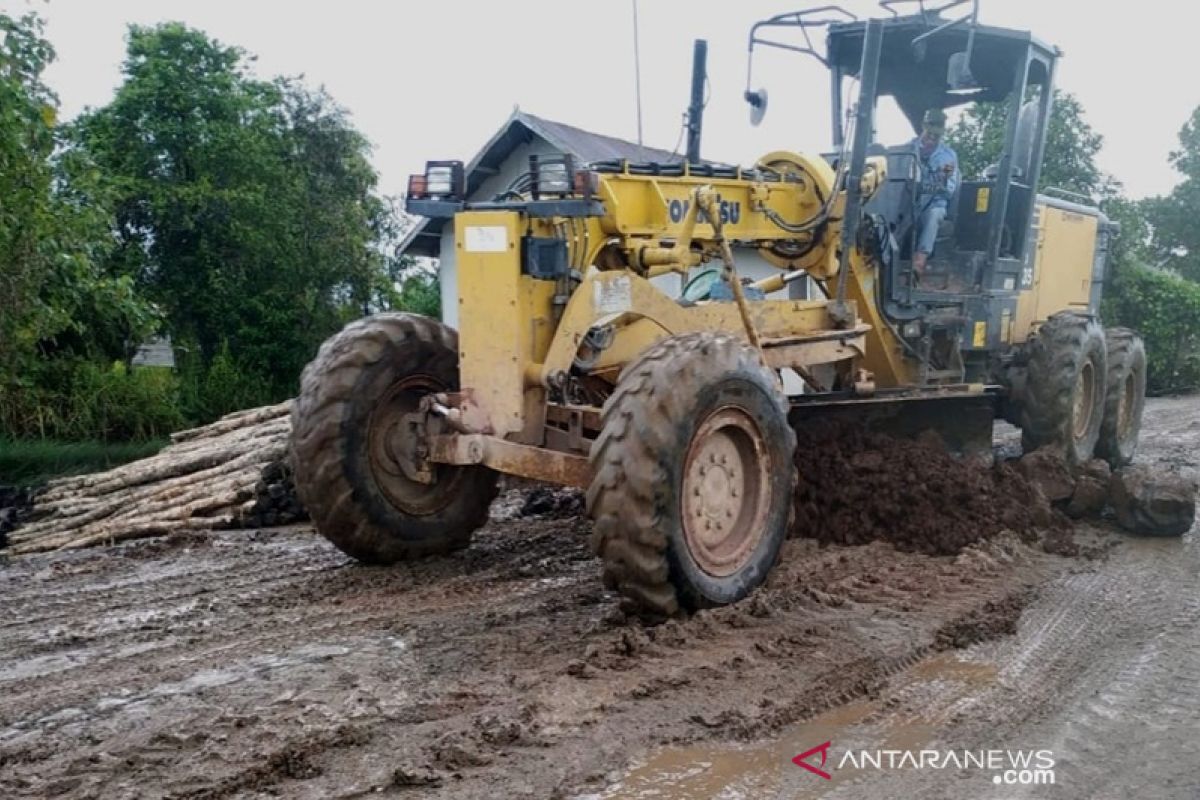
[934,591,1030,649]
[519,486,585,519]
[792,426,1063,554]
[391,765,443,788]
[1067,459,1112,519]
[1015,448,1076,502]
[1039,527,1079,557]
[0,485,36,548]
[1110,465,1197,536]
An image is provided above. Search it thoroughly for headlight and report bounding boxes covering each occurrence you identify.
[423,160,465,199]
[530,154,575,198]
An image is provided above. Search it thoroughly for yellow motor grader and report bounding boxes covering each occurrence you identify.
[290,2,1146,616]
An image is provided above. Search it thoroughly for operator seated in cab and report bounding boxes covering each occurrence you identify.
[911,108,960,277]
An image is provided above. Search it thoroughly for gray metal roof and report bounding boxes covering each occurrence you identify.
[398,110,683,258]
[519,112,680,165]
[130,336,176,369]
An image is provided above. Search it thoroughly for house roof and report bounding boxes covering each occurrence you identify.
[398,110,682,258]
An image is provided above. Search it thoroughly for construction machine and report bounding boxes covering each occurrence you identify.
[290,1,1146,616]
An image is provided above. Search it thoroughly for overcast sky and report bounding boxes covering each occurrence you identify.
[15,0,1200,200]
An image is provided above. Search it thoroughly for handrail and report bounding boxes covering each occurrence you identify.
[747,6,858,69]
[879,0,972,20]
[909,0,978,48]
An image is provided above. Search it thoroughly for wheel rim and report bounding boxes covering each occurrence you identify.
[367,374,462,516]
[1072,361,1097,442]
[681,407,772,578]
[1117,371,1136,441]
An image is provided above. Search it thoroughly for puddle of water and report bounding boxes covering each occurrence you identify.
[910,653,997,686]
[593,652,1000,799]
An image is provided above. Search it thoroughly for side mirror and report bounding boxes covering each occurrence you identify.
[745,88,768,126]
[947,51,978,91]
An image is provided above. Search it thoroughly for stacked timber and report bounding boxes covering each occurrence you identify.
[3,401,304,555]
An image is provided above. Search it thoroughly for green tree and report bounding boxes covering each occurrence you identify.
[394,266,441,319]
[0,13,155,389]
[946,90,1106,198]
[67,23,401,405]
[0,12,58,376]
[1108,266,1200,394]
[1143,106,1200,282]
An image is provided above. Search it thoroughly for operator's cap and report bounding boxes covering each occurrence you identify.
[923,108,948,132]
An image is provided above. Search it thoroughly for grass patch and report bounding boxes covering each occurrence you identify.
[0,438,167,487]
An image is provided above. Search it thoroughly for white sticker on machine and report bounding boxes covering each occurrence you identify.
[594,275,633,315]
[464,225,508,252]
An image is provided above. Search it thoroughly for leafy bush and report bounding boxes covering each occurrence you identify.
[0,360,184,441]
[395,270,441,319]
[1107,266,1200,394]
[176,341,279,424]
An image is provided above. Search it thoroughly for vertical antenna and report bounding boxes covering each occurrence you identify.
[632,0,644,146]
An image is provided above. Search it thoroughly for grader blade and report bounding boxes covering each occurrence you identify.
[788,387,998,460]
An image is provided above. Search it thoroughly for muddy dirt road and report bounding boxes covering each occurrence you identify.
[1,397,1196,799]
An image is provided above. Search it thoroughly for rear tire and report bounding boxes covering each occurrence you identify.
[1096,328,1147,468]
[586,333,796,617]
[290,313,497,564]
[1019,312,1107,465]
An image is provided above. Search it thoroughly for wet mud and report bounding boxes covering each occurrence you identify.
[792,425,1064,554]
[1,397,1196,799]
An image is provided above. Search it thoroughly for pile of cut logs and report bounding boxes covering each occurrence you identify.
[3,402,306,555]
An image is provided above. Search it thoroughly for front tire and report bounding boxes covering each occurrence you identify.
[290,313,497,564]
[1096,328,1147,468]
[586,333,796,616]
[1019,312,1107,465]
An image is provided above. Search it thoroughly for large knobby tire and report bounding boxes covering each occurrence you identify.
[1019,312,1107,465]
[586,333,796,617]
[290,313,497,564]
[1095,328,1147,468]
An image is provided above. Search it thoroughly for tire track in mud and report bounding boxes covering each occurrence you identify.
[0,536,338,634]
[0,521,1047,799]
[0,518,618,798]
[597,398,1200,800]
[4,397,1194,800]
[818,532,1200,800]
[0,525,602,741]
[1016,538,1200,798]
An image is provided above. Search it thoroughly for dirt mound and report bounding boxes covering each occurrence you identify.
[792,426,1063,554]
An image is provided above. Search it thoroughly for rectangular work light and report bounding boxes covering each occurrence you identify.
[530,154,575,198]
[423,160,465,199]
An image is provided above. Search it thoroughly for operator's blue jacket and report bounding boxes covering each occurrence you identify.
[911,138,961,210]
